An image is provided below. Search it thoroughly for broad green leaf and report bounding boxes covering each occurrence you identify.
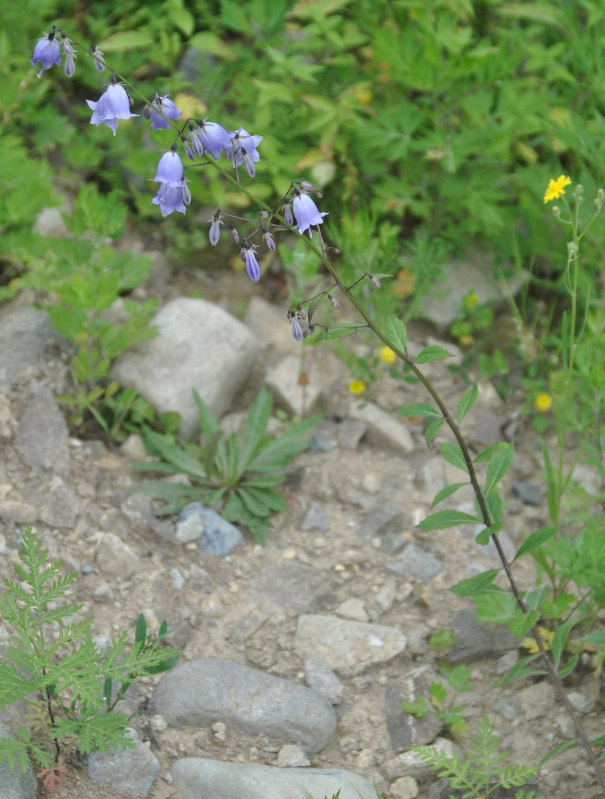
[475,527,492,545]
[415,345,453,364]
[439,442,468,472]
[222,491,244,522]
[449,569,499,597]
[551,619,574,668]
[457,384,478,424]
[485,490,502,526]
[397,402,441,418]
[558,654,578,678]
[513,527,558,562]
[483,443,514,496]
[384,314,407,352]
[419,510,480,531]
[193,391,221,440]
[190,32,235,59]
[98,30,154,51]
[431,482,468,507]
[239,386,272,472]
[169,6,195,36]
[580,630,605,646]
[525,583,550,611]
[141,429,207,480]
[473,442,504,463]
[473,588,517,624]
[508,609,539,638]
[425,417,444,444]
[238,489,272,518]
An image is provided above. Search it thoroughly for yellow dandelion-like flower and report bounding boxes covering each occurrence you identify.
[379,346,397,365]
[464,292,480,310]
[521,625,555,654]
[534,392,553,413]
[349,379,366,395]
[543,175,571,204]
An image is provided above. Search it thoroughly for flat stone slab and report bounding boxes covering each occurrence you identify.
[171,759,376,799]
[111,298,258,438]
[153,658,336,753]
[295,614,406,675]
[88,728,158,797]
[349,400,414,455]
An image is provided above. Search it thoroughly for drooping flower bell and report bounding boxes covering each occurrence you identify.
[31,30,62,77]
[147,94,182,131]
[291,189,328,237]
[227,128,263,177]
[87,81,138,135]
[240,240,260,282]
[90,45,106,72]
[194,120,232,160]
[208,211,223,246]
[151,150,189,217]
[62,38,76,78]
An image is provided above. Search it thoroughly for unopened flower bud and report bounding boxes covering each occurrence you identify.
[208,211,223,246]
[299,179,315,191]
[290,317,303,341]
[229,224,239,244]
[567,241,579,257]
[183,140,195,161]
[263,231,276,252]
[369,274,381,289]
[90,45,106,72]
[595,188,605,211]
[552,205,561,218]
[328,293,340,310]
[63,38,76,77]
[282,201,294,226]
[182,182,191,206]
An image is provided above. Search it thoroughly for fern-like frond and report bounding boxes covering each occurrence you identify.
[496,763,538,788]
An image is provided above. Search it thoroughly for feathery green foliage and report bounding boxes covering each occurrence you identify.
[0,528,180,775]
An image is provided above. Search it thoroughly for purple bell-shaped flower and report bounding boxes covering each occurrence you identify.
[87,83,138,135]
[31,31,62,78]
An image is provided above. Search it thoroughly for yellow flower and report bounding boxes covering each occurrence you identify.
[534,393,553,413]
[543,175,571,204]
[349,379,366,395]
[379,346,397,365]
[458,334,475,347]
[464,291,480,310]
[521,625,555,654]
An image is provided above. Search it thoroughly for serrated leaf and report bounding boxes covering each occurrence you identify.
[525,583,550,611]
[431,482,469,507]
[384,314,407,352]
[439,442,468,472]
[415,345,453,364]
[397,402,441,418]
[457,384,478,424]
[552,619,574,668]
[484,443,514,496]
[425,417,444,444]
[513,527,558,563]
[473,589,517,624]
[508,609,539,638]
[449,569,499,597]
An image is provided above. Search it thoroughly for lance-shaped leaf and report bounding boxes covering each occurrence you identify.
[439,441,468,472]
[483,442,514,497]
[384,314,407,352]
[457,383,478,424]
[418,509,480,531]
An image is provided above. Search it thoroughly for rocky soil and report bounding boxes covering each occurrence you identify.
[0,241,602,799]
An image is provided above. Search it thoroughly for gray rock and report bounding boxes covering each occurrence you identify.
[277,745,311,767]
[511,481,541,506]
[88,728,159,797]
[304,657,344,705]
[111,298,258,439]
[390,776,419,799]
[198,508,244,555]
[386,543,442,579]
[337,419,367,450]
[335,598,369,622]
[568,690,597,714]
[0,500,37,524]
[493,696,520,720]
[95,532,140,580]
[170,568,185,590]
[0,392,16,439]
[153,658,336,753]
[302,503,329,532]
[244,297,302,362]
[349,400,414,455]
[0,722,36,799]
[171,759,376,799]
[246,562,335,617]
[357,502,405,545]
[33,207,69,237]
[295,615,406,675]
[420,246,528,329]
[120,493,175,541]
[35,477,78,528]
[266,355,324,416]
[177,501,206,542]
[14,389,69,472]
[0,306,61,386]
[385,737,459,780]
[385,668,443,751]
[449,609,519,663]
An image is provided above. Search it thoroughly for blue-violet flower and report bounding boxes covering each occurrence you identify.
[87,83,137,135]
[153,151,184,185]
[208,212,223,246]
[195,120,232,160]
[90,46,106,72]
[31,31,61,77]
[62,38,76,78]
[152,182,189,217]
[228,128,263,177]
[240,242,260,282]
[149,94,182,131]
[292,190,328,237]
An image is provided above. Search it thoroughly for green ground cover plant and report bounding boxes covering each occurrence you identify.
[0,528,180,790]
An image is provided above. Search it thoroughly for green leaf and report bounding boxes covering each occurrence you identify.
[475,527,492,545]
[551,619,574,669]
[135,615,147,648]
[439,442,468,472]
[558,654,578,679]
[402,696,428,717]
[449,569,499,597]
[539,440,558,524]
[484,443,514,496]
[103,676,112,706]
[525,584,550,611]
[540,739,578,765]
[513,527,558,563]
[415,345,453,364]
[580,630,605,646]
[457,384,478,424]
[418,510,480,531]
[474,442,504,463]
[494,654,544,687]
[238,386,272,473]
[397,402,441,418]
[431,482,468,507]
[508,609,539,638]
[473,588,517,624]
[384,314,407,352]
[169,6,195,36]
[98,30,154,51]
[425,417,444,444]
